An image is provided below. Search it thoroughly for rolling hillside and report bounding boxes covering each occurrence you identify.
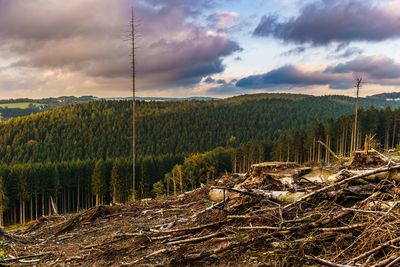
[0,93,398,164]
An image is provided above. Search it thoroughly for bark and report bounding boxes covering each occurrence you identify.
[284,164,400,210]
[173,173,177,197]
[35,193,38,220]
[77,183,80,212]
[19,198,23,225]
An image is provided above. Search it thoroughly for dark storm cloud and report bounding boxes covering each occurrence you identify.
[204,77,227,84]
[136,25,242,86]
[254,0,400,45]
[236,55,400,90]
[326,56,400,79]
[134,0,242,86]
[236,65,348,89]
[0,0,131,79]
[0,0,242,87]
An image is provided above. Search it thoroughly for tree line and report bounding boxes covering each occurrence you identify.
[0,157,179,226]
[271,107,400,163]
[157,107,400,197]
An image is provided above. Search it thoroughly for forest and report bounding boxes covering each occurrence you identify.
[0,94,399,225]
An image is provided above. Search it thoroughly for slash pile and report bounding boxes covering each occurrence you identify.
[1,150,400,266]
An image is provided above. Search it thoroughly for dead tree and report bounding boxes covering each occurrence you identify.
[130,7,136,200]
[352,76,362,152]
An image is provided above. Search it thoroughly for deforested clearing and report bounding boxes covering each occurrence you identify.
[2,150,400,266]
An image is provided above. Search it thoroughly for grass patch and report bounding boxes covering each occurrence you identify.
[0,102,42,109]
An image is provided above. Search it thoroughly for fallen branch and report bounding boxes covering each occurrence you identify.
[1,252,53,263]
[183,234,264,261]
[370,148,395,165]
[184,241,235,261]
[18,258,42,263]
[237,192,380,232]
[371,254,400,267]
[349,236,400,264]
[306,255,354,267]
[162,233,191,243]
[317,140,342,162]
[166,231,224,245]
[151,220,226,234]
[121,248,167,265]
[317,222,369,232]
[192,200,226,219]
[283,165,400,210]
[386,256,400,267]
[343,208,387,215]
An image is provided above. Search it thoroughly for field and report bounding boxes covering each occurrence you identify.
[0,102,42,109]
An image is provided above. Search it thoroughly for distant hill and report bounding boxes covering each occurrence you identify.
[0,93,398,120]
[368,92,400,101]
[0,96,222,120]
[135,96,220,101]
[0,96,99,120]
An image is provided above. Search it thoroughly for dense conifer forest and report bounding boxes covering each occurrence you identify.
[0,93,399,225]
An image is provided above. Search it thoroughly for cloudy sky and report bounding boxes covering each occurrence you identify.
[1,0,400,98]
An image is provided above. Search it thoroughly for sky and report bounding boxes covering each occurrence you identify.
[1,0,400,98]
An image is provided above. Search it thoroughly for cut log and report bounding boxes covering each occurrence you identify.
[251,162,299,174]
[284,165,400,210]
[251,189,306,203]
[347,169,400,182]
[210,186,306,203]
[208,188,226,202]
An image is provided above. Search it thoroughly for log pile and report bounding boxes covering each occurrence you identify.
[1,150,400,266]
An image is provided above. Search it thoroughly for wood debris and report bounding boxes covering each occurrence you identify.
[1,150,400,266]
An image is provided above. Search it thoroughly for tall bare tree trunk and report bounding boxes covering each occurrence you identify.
[173,173,177,196]
[42,192,45,217]
[77,183,80,212]
[385,129,390,150]
[0,208,3,227]
[30,196,33,222]
[392,119,397,148]
[35,193,38,220]
[353,77,362,151]
[179,167,183,193]
[131,7,136,201]
[19,199,22,224]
